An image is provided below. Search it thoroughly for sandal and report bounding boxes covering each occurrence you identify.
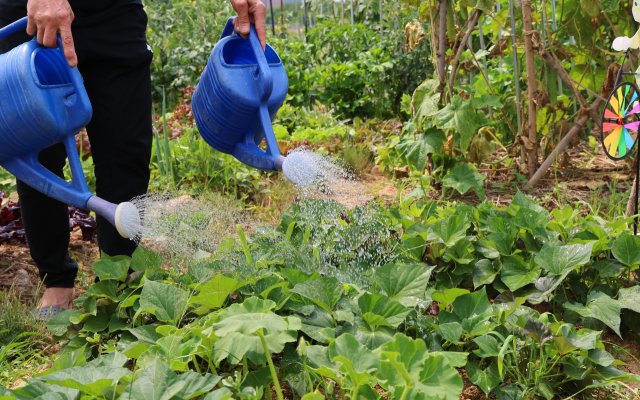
[32,302,72,321]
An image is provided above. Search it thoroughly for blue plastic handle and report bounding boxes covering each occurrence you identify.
[0,16,28,40]
[0,16,93,208]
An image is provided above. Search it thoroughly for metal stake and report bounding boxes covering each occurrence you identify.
[350,0,354,24]
[269,0,276,35]
[295,0,301,38]
[341,0,345,24]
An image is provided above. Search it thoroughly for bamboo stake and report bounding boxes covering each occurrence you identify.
[509,0,524,164]
[436,0,447,89]
[522,0,538,177]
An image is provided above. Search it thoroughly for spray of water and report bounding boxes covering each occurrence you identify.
[128,192,253,263]
[123,147,401,286]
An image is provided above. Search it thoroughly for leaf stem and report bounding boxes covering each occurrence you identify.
[258,329,284,400]
[243,355,249,377]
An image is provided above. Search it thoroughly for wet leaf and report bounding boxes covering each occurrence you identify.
[466,362,501,395]
[564,292,622,336]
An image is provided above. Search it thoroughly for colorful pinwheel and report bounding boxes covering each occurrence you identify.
[602,82,640,160]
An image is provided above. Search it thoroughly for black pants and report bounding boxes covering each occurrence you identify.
[0,6,153,288]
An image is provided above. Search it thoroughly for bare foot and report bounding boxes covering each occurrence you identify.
[39,287,75,309]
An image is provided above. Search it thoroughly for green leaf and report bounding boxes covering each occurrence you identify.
[329,333,380,388]
[140,281,191,323]
[472,259,500,288]
[403,236,426,260]
[358,293,411,328]
[473,334,500,358]
[396,128,447,171]
[411,78,440,129]
[471,94,503,109]
[131,246,164,272]
[121,359,219,400]
[129,325,163,345]
[202,388,233,400]
[564,292,622,336]
[443,164,486,201]
[433,95,477,151]
[439,322,464,343]
[137,336,201,371]
[86,351,128,368]
[307,345,342,383]
[431,213,470,247]
[501,256,541,292]
[618,286,640,314]
[534,242,594,276]
[297,305,335,344]
[92,260,129,281]
[482,232,514,256]
[592,259,627,278]
[523,317,553,344]
[86,279,119,301]
[612,233,640,267]
[588,348,615,367]
[213,330,298,365]
[213,297,298,336]
[9,381,79,400]
[431,288,469,309]
[290,277,344,314]
[189,275,249,309]
[39,366,130,398]
[466,362,501,395]
[46,309,84,336]
[600,0,620,12]
[341,318,396,350]
[82,312,110,333]
[452,287,491,320]
[374,263,434,306]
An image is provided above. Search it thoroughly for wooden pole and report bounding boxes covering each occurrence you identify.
[436,0,447,89]
[509,0,524,163]
[522,0,537,178]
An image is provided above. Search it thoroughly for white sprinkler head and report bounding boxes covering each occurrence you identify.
[114,202,141,239]
[282,151,318,186]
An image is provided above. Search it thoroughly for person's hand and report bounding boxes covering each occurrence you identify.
[230,0,267,51]
[26,0,77,67]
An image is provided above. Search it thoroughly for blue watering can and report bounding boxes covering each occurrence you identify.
[0,17,140,238]
[192,17,317,185]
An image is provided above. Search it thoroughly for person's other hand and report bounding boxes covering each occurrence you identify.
[230,0,267,51]
[26,0,77,67]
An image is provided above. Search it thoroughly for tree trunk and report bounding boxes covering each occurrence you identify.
[448,10,481,94]
[522,0,537,178]
[436,0,447,91]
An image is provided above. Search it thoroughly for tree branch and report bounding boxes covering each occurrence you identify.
[448,9,481,94]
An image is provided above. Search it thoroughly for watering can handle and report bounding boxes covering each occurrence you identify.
[220,17,273,102]
[0,17,82,106]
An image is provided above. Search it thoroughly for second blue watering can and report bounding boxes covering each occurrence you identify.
[192,17,289,172]
[0,18,140,238]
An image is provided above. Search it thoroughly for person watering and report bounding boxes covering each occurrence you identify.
[0,0,267,319]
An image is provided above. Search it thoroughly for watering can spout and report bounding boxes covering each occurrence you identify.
[86,197,141,239]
